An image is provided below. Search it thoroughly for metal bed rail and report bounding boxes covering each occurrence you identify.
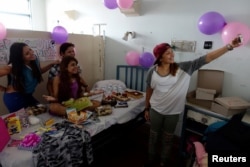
[116,65,149,92]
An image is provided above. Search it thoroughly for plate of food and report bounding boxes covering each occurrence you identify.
[125,90,143,99]
[66,108,92,124]
[95,105,112,116]
[111,92,130,101]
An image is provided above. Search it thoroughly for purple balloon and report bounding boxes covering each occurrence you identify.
[103,0,118,9]
[139,52,155,68]
[198,11,226,35]
[51,26,68,44]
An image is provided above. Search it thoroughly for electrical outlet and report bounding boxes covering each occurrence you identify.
[204,41,213,49]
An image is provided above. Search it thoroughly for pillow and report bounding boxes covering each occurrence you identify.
[92,79,126,90]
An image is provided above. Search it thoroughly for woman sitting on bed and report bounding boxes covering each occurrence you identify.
[43,56,90,116]
[0,42,59,113]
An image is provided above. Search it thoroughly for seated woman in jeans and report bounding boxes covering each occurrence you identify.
[0,42,59,113]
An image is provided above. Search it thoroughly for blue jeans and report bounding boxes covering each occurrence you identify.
[3,92,39,113]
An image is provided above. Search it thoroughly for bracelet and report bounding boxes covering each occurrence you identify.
[226,44,233,51]
[144,107,150,111]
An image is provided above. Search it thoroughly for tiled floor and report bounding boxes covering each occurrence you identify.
[92,123,182,167]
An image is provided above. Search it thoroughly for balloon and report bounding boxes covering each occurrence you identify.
[51,26,68,44]
[125,51,140,66]
[117,0,133,9]
[139,52,155,68]
[0,22,7,40]
[221,22,250,46]
[103,0,118,9]
[198,11,226,35]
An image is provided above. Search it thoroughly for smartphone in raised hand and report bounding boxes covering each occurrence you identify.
[237,34,243,44]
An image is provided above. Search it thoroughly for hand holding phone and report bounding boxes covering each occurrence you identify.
[237,34,243,44]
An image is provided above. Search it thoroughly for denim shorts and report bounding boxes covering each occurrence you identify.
[3,92,39,113]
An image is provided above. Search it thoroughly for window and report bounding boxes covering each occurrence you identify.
[0,0,32,30]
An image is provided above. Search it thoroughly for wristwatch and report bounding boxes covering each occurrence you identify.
[226,44,233,51]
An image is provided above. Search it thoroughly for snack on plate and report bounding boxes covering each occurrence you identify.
[125,90,143,99]
[62,97,93,111]
[66,108,88,124]
[95,105,112,116]
[26,104,47,116]
[111,92,130,101]
[101,95,117,106]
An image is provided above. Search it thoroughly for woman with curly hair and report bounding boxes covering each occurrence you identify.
[0,42,59,113]
[46,42,89,96]
[43,56,89,116]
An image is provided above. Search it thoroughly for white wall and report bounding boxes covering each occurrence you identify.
[43,0,250,101]
[30,0,47,30]
[18,0,249,136]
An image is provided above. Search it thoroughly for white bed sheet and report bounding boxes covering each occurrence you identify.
[86,93,145,136]
[0,93,145,167]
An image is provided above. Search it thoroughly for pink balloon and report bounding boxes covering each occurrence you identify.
[125,51,140,66]
[221,22,250,46]
[117,0,134,9]
[0,22,7,40]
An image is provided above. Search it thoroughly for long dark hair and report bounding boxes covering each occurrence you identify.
[8,42,42,92]
[57,56,83,102]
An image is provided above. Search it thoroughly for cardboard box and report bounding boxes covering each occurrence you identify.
[196,87,216,100]
[197,69,224,94]
[187,91,214,109]
[215,97,250,110]
[187,69,224,109]
[211,102,246,116]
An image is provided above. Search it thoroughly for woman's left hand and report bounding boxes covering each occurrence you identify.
[43,95,56,102]
[231,35,243,48]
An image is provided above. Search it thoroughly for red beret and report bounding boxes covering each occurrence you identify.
[153,43,171,58]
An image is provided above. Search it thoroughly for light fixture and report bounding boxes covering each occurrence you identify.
[122,31,136,41]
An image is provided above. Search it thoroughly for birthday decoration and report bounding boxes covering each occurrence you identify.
[198,11,226,35]
[51,26,68,44]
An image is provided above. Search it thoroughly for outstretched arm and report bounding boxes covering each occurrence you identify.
[205,36,241,63]
[40,60,60,74]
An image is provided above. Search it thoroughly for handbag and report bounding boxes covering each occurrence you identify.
[0,117,10,152]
